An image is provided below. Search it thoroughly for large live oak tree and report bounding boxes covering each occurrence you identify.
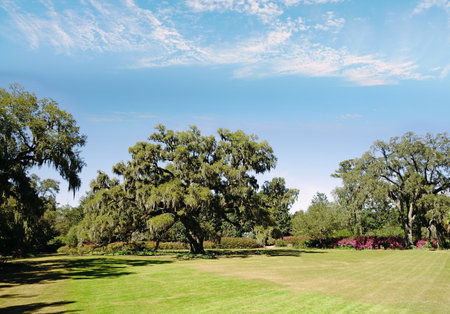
[334,132,449,247]
[0,84,86,254]
[83,125,283,254]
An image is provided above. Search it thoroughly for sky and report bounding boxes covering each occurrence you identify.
[1,0,449,211]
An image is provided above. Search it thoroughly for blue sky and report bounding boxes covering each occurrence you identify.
[1,0,449,211]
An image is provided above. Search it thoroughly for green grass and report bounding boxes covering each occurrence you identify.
[0,249,449,313]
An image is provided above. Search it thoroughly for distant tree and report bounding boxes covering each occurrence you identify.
[292,193,343,244]
[261,177,299,236]
[333,174,400,236]
[0,84,86,255]
[419,194,450,247]
[333,132,449,247]
[83,125,284,254]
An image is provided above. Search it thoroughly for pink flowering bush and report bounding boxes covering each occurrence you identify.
[416,239,437,249]
[336,236,405,250]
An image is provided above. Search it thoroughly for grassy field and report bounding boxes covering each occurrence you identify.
[0,249,449,313]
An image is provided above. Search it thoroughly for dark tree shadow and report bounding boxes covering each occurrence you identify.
[0,257,173,285]
[0,301,76,314]
[0,256,173,313]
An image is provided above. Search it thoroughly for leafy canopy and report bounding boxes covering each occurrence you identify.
[333,132,449,247]
[81,124,285,253]
[0,84,86,254]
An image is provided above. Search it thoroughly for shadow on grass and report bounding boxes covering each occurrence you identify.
[207,248,327,258]
[0,257,172,286]
[0,257,173,313]
[0,301,77,314]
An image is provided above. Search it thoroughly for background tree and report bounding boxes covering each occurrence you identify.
[419,194,450,247]
[333,175,401,237]
[0,84,86,255]
[333,132,449,247]
[292,193,343,244]
[82,125,286,254]
[261,177,299,236]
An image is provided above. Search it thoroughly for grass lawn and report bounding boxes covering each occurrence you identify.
[0,249,449,313]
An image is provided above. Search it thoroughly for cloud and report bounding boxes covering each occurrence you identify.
[439,64,450,78]
[281,0,344,5]
[337,113,362,120]
[0,0,203,59]
[0,0,433,86]
[88,111,158,123]
[185,0,283,23]
[412,0,450,15]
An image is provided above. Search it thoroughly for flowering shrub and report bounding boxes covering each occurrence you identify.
[335,236,405,250]
[416,239,437,249]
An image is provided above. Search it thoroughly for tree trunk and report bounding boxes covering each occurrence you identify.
[188,238,205,254]
[180,216,206,254]
[404,221,414,247]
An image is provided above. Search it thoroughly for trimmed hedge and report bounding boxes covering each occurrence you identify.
[57,237,261,255]
[204,237,261,249]
[275,236,409,250]
[274,236,310,248]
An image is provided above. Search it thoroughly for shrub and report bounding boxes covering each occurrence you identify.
[158,241,188,250]
[275,239,287,247]
[416,239,438,249]
[274,236,309,248]
[204,237,261,249]
[335,236,405,250]
[58,238,260,255]
[57,245,70,254]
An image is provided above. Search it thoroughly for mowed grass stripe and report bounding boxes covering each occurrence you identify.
[1,250,448,313]
[65,257,401,313]
[186,249,450,313]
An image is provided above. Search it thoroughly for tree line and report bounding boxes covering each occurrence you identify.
[1,85,449,255]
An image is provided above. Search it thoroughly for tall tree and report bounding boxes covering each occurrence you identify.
[85,125,280,254]
[261,177,299,236]
[334,132,449,247]
[292,193,342,244]
[0,84,86,254]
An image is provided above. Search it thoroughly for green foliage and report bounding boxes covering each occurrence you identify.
[333,132,449,246]
[419,194,450,248]
[80,125,285,254]
[0,84,86,255]
[274,236,310,248]
[261,177,299,236]
[292,193,344,242]
[204,237,261,249]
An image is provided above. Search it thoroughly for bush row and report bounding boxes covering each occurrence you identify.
[275,236,442,250]
[204,237,262,249]
[274,236,309,248]
[335,236,405,249]
[57,237,261,255]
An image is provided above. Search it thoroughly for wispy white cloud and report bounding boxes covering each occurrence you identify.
[226,40,429,85]
[185,0,283,23]
[88,111,158,123]
[1,0,203,59]
[439,64,450,78]
[0,0,434,86]
[337,113,362,120]
[412,0,450,15]
[281,0,344,6]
